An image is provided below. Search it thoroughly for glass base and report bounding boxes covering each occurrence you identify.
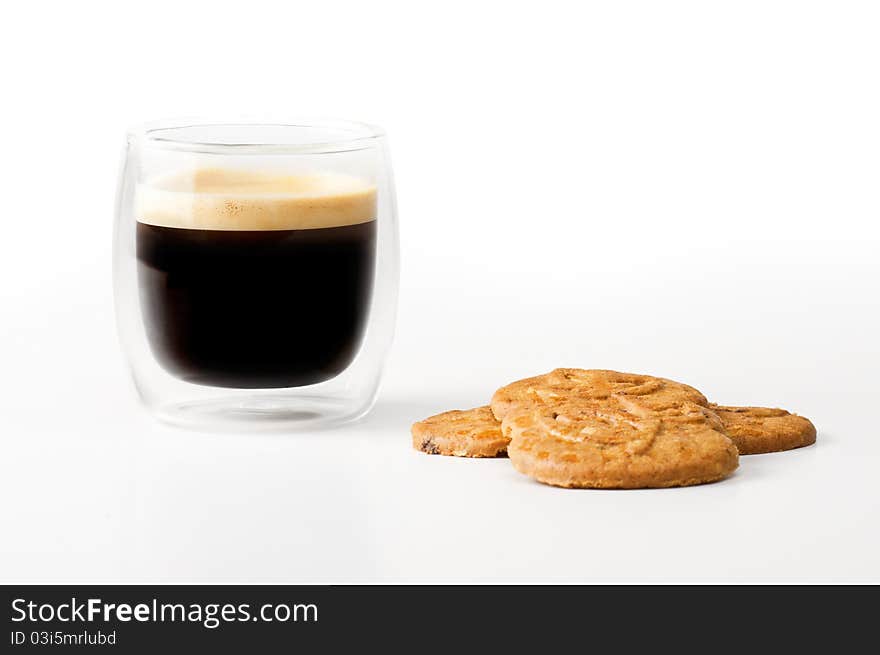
[150,393,373,432]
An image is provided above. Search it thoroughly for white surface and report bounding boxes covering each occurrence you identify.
[2,1,879,583]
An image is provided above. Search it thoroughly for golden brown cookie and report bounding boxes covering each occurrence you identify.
[412,406,508,458]
[710,404,816,455]
[503,398,739,488]
[492,369,736,488]
[491,368,709,421]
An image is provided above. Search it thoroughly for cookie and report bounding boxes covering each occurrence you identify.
[491,368,709,421]
[412,406,508,458]
[492,369,737,488]
[710,404,816,455]
[503,398,739,488]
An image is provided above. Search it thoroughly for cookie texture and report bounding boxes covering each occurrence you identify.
[492,369,737,488]
[710,404,816,455]
[412,406,508,458]
[503,398,739,488]
[412,369,813,487]
[491,368,709,421]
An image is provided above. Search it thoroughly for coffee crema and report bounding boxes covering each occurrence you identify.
[135,168,377,389]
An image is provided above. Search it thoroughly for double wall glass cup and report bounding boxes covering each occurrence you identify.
[114,120,399,430]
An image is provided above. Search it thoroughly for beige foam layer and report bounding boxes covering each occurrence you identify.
[135,168,377,230]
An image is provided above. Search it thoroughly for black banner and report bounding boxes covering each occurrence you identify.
[2,586,877,651]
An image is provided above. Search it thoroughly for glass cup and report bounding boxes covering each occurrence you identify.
[114,119,399,430]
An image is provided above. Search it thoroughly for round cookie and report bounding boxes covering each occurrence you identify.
[710,404,816,455]
[503,398,739,489]
[491,369,709,421]
[412,406,508,458]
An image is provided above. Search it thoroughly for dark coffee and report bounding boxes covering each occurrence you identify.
[135,168,377,389]
[137,221,376,388]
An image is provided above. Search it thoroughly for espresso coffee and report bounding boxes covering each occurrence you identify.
[135,168,377,388]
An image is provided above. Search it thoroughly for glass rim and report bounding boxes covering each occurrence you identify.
[127,117,385,155]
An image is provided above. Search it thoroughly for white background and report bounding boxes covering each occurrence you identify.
[2,0,878,583]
